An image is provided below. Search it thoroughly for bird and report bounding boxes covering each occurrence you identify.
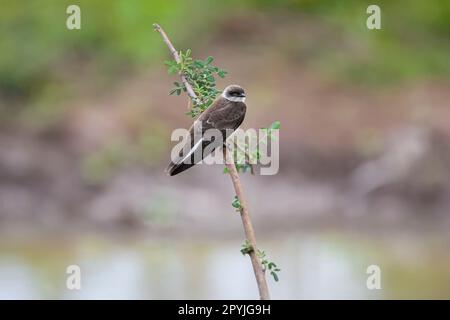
[166,84,247,176]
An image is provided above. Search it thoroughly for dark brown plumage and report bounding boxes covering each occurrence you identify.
[166,85,247,176]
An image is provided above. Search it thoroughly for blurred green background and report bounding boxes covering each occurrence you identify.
[0,0,450,299]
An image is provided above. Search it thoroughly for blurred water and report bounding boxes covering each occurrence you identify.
[0,232,449,299]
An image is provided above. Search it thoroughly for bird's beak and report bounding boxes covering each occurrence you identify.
[239,93,246,98]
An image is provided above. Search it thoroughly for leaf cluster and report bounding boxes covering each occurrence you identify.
[165,49,227,117]
[257,250,281,282]
[240,240,254,255]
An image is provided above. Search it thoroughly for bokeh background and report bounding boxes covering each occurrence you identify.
[1,0,450,299]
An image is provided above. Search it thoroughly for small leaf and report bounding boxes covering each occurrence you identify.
[232,196,241,210]
[240,240,253,255]
[257,250,266,259]
[218,71,227,78]
[270,121,281,130]
[271,271,279,282]
[194,60,204,68]
[205,56,214,65]
[168,65,178,74]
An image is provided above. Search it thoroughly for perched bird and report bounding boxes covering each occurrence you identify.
[166,84,247,176]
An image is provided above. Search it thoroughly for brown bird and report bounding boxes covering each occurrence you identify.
[166,84,247,176]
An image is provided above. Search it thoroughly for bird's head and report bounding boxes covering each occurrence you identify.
[222,84,246,102]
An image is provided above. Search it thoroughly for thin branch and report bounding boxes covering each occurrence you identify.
[153,23,200,106]
[231,141,255,175]
[154,23,270,300]
[223,148,270,299]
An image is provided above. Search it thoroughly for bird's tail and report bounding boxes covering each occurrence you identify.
[165,161,196,176]
[166,136,225,176]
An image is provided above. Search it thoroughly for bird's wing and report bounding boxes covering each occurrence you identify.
[204,101,246,130]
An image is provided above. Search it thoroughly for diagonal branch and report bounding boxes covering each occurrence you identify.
[153,23,200,106]
[223,148,269,299]
[154,23,270,300]
[228,140,255,175]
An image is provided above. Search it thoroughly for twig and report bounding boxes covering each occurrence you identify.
[153,23,200,106]
[229,140,255,175]
[154,23,270,300]
[223,148,270,299]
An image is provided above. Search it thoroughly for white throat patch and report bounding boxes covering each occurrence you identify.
[222,92,246,103]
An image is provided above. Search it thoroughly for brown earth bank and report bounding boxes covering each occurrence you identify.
[1,83,450,238]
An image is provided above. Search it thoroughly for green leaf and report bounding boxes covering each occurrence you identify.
[205,56,214,65]
[256,250,266,259]
[168,65,178,75]
[232,196,241,210]
[194,60,204,68]
[185,110,196,117]
[240,240,253,255]
[223,167,230,174]
[218,71,227,78]
[270,121,281,130]
[271,271,279,282]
